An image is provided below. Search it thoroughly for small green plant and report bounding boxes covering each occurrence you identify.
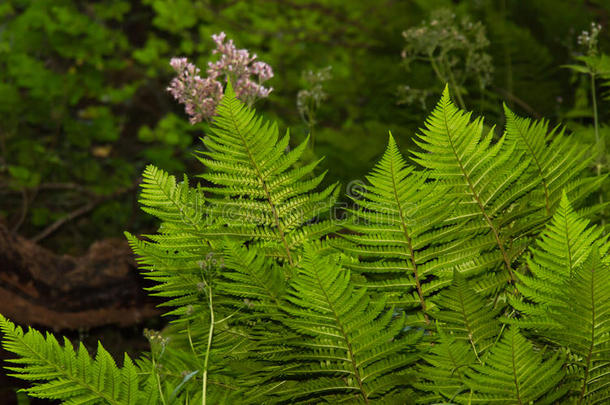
[296,66,332,150]
[2,78,608,403]
[564,22,610,228]
[398,9,493,110]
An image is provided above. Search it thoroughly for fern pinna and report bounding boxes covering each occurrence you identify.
[1,83,607,404]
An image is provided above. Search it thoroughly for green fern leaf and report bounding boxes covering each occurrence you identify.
[511,193,605,326]
[415,330,477,404]
[270,244,421,403]
[432,270,501,358]
[412,87,543,291]
[503,105,600,214]
[197,82,339,265]
[338,134,471,326]
[0,315,145,404]
[460,327,566,404]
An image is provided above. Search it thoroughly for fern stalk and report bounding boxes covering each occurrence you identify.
[389,153,429,323]
[202,278,214,405]
[225,107,296,266]
[591,72,606,229]
[439,103,515,281]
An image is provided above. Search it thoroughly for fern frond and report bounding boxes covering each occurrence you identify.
[503,105,600,215]
[270,244,421,403]
[0,315,145,404]
[511,193,605,325]
[412,87,543,289]
[139,165,205,231]
[415,330,477,404]
[460,327,566,404]
[338,134,469,326]
[197,82,339,265]
[432,270,501,357]
[216,241,287,314]
[517,249,610,403]
[511,195,610,402]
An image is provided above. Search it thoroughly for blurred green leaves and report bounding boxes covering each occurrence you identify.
[0,0,608,251]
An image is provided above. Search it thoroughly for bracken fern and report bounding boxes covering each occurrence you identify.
[1,83,607,404]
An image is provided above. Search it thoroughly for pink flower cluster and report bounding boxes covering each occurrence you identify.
[167,32,274,124]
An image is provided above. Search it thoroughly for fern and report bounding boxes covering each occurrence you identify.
[266,244,421,404]
[503,106,601,214]
[432,270,501,358]
[460,327,567,404]
[413,87,544,292]
[2,83,607,404]
[0,315,150,404]
[415,331,477,404]
[510,193,607,326]
[197,82,339,265]
[337,134,466,324]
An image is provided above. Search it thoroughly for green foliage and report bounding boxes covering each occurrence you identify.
[3,82,610,404]
[2,0,608,255]
[0,315,154,404]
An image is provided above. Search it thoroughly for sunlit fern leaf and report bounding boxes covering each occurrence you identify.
[414,330,477,404]
[432,270,501,358]
[503,106,600,215]
[337,133,472,326]
[197,81,340,265]
[460,327,567,405]
[412,86,544,294]
[0,315,146,404]
[124,232,212,320]
[139,164,205,232]
[516,248,610,404]
[126,166,218,322]
[216,241,287,314]
[267,244,421,403]
[510,193,607,327]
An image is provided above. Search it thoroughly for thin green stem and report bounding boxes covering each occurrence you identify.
[591,73,605,230]
[445,62,466,109]
[592,73,600,146]
[152,356,168,405]
[202,280,214,405]
[428,54,446,84]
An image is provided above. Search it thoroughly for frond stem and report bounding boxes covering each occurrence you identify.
[442,107,515,282]
[389,151,429,324]
[314,269,369,403]
[226,106,295,267]
[202,279,214,405]
[578,260,597,403]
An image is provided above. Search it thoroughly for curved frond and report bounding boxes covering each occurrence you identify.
[412,87,544,290]
[461,327,566,404]
[0,315,146,404]
[197,83,339,265]
[339,134,469,325]
[503,106,599,214]
[270,244,421,403]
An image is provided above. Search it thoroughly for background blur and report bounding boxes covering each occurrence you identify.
[0,0,609,402]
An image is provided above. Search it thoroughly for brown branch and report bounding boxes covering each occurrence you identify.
[10,188,28,233]
[31,182,139,243]
[493,87,542,119]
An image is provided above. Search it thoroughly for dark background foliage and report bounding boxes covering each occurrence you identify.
[0,0,609,402]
